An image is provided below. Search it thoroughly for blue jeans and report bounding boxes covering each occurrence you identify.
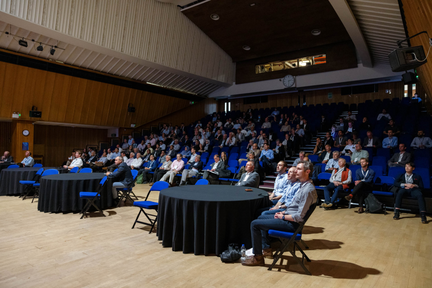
[250,214,299,255]
[261,208,284,216]
[323,182,344,204]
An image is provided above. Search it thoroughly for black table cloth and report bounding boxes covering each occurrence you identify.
[0,167,42,196]
[157,185,271,256]
[38,173,113,213]
[0,163,12,173]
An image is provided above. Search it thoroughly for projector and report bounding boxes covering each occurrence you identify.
[29,111,42,118]
[388,46,427,72]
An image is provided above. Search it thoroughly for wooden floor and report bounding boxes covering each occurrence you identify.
[0,184,431,288]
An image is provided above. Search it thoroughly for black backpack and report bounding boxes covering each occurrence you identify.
[364,194,385,214]
[220,243,241,263]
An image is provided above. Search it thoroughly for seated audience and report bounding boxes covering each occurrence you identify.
[388,143,411,167]
[220,151,229,167]
[84,151,98,167]
[377,109,391,121]
[410,130,432,149]
[63,151,82,170]
[180,155,203,185]
[0,151,13,163]
[203,154,227,184]
[261,118,271,129]
[322,158,352,208]
[167,145,176,158]
[121,139,129,150]
[125,153,135,166]
[358,116,371,131]
[243,161,317,266]
[106,156,134,199]
[273,139,285,162]
[352,131,361,145]
[383,119,400,136]
[292,151,305,167]
[259,143,274,174]
[137,140,146,153]
[280,121,291,132]
[382,130,398,150]
[160,154,185,186]
[181,146,191,158]
[350,143,369,165]
[393,162,427,224]
[237,153,260,179]
[268,161,289,204]
[319,144,333,164]
[120,151,128,162]
[150,155,172,184]
[363,131,381,148]
[342,138,356,155]
[235,161,260,188]
[323,132,334,147]
[313,137,324,155]
[138,155,158,184]
[130,153,143,170]
[345,158,375,213]
[334,130,347,149]
[90,152,108,169]
[344,111,356,121]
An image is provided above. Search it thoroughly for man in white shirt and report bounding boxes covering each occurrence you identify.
[410,130,432,149]
[125,153,135,166]
[377,109,391,121]
[130,153,143,170]
[127,135,134,146]
[160,154,185,185]
[261,118,271,129]
[63,151,83,170]
[21,151,34,167]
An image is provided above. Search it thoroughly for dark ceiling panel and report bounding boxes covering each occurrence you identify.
[182,0,352,62]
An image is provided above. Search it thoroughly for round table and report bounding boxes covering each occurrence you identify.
[0,163,12,173]
[157,185,271,255]
[0,167,43,196]
[38,173,113,213]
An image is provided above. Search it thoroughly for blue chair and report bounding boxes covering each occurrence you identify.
[228,160,239,168]
[369,165,383,182]
[372,156,387,175]
[116,169,139,206]
[341,155,351,163]
[219,167,237,183]
[268,203,317,274]
[19,168,44,200]
[32,169,59,203]
[69,167,79,173]
[131,181,170,233]
[376,148,391,161]
[33,163,43,168]
[79,168,93,173]
[416,168,430,189]
[229,153,239,160]
[372,176,395,211]
[388,167,405,179]
[230,147,239,154]
[195,179,209,185]
[7,165,19,169]
[308,155,319,163]
[79,176,108,219]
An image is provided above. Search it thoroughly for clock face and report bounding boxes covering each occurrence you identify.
[282,75,295,88]
[22,129,30,136]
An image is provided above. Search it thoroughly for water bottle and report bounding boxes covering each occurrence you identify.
[240,244,246,262]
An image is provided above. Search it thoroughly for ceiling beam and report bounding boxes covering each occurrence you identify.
[328,0,373,67]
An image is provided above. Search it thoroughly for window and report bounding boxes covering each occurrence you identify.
[404,84,408,97]
[255,54,326,74]
[224,101,231,113]
[412,84,416,97]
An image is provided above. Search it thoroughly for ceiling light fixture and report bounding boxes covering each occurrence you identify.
[250,3,256,6]
[311,29,321,36]
[50,47,56,55]
[18,38,28,47]
[210,14,220,20]
[36,43,43,51]
[242,45,251,51]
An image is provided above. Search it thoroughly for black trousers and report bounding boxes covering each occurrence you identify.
[152,169,168,183]
[395,188,426,211]
[138,169,153,183]
[351,181,373,207]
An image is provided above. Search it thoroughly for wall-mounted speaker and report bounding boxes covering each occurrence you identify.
[388,46,426,72]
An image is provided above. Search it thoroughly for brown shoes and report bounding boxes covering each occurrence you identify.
[262,248,273,259]
[321,203,333,208]
[356,207,364,214]
[345,195,353,201]
[242,255,265,266]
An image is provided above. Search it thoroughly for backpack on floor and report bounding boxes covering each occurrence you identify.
[135,174,144,184]
[364,194,385,214]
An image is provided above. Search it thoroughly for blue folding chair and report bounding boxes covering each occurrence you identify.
[69,167,79,173]
[33,163,43,168]
[79,168,93,173]
[79,176,108,219]
[372,176,395,211]
[7,165,19,169]
[219,167,237,183]
[32,169,59,203]
[131,181,170,233]
[19,168,44,200]
[195,179,209,185]
[116,169,139,206]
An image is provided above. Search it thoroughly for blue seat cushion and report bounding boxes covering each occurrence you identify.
[219,178,231,181]
[372,191,393,196]
[33,183,40,187]
[229,179,239,182]
[80,192,99,198]
[268,230,302,241]
[116,187,131,191]
[20,180,36,185]
[133,201,158,209]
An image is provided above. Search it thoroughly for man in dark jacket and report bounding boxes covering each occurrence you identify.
[180,155,203,185]
[203,154,227,184]
[345,158,375,213]
[393,162,427,223]
[235,161,260,188]
[138,155,158,184]
[0,151,13,163]
[106,156,134,199]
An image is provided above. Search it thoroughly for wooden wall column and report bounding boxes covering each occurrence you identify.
[11,120,34,163]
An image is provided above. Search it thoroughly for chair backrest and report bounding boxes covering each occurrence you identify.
[226,167,237,174]
[69,167,79,173]
[308,155,319,163]
[131,169,139,180]
[228,160,239,168]
[7,165,19,169]
[36,168,44,175]
[240,160,247,167]
[42,169,59,177]
[341,155,351,163]
[388,167,405,179]
[376,176,395,186]
[79,168,93,173]
[416,168,430,189]
[149,181,170,192]
[349,165,361,180]
[318,172,331,180]
[100,176,108,186]
[113,168,119,173]
[369,165,383,181]
[229,153,239,160]
[33,163,43,168]
[195,179,209,185]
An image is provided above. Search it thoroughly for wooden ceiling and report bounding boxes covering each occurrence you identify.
[182,0,353,63]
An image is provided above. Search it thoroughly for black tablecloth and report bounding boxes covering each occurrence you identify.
[157,185,271,255]
[0,168,42,196]
[0,163,12,173]
[37,173,113,213]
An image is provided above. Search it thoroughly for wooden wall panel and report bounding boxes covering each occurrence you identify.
[11,121,34,164]
[0,122,12,156]
[0,62,191,128]
[401,0,432,102]
[219,82,406,112]
[34,125,110,167]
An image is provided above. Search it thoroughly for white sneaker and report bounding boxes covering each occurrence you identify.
[245,248,254,257]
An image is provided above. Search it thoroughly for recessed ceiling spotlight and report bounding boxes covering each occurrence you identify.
[311,29,321,36]
[242,45,251,51]
[210,14,220,20]
[250,3,256,6]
